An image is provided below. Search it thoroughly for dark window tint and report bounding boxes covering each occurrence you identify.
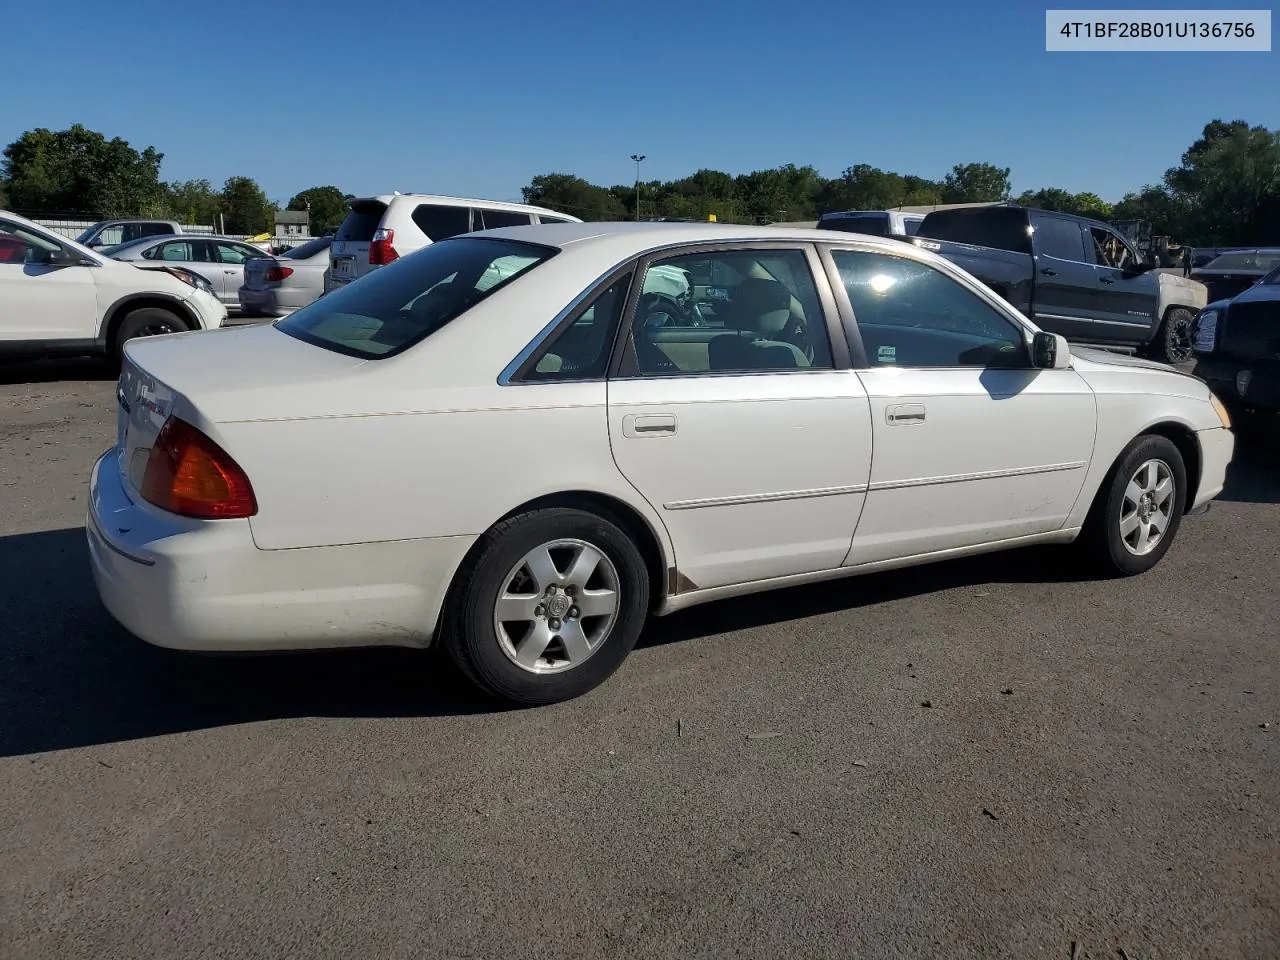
[527,275,631,380]
[121,222,172,244]
[629,249,832,375]
[817,213,890,237]
[833,249,1027,368]
[481,209,533,229]
[1035,216,1087,262]
[280,236,332,260]
[335,201,386,242]
[917,208,1032,254]
[411,204,471,241]
[277,237,554,360]
[538,216,571,225]
[903,218,922,236]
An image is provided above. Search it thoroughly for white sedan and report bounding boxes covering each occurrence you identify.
[88,223,1235,705]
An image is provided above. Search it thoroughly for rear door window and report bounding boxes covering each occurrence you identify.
[1035,216,1087,262]
[335,202,386,242]
[411,204,471,241]
[818,214,890,237]
[480,209,533,229]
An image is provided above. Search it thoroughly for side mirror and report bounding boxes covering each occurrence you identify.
[1032,331,1072,369]
[38,247,81,267]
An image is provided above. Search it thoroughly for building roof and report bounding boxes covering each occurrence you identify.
[274,210,310,224]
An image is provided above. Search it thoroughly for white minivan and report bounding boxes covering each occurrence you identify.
[325,194,581,292]
[815,209,924,239]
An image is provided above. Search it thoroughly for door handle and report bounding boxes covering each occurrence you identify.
[622,413,677,438]
[886,403,926,425]
[1099,276,1115,284]
[1040,268,1057,276]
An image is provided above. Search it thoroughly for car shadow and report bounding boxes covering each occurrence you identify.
[1,526,1107,758]
[0,357,116,386]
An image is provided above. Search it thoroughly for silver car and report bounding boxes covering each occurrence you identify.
[102,235,270,312]
[238,236,332,317]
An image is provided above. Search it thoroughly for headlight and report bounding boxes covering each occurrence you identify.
[161,266,216,296]
[1192,309,1218,352]
[1210,392,1232,429]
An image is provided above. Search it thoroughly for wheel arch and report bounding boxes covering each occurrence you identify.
[1141,419,1202,513]
[431,488,677,648]
[99,294,200,347]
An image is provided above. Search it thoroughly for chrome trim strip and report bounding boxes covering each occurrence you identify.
[867,460,1087,493]
[1035,312,1151,329]
[664,483,869,511]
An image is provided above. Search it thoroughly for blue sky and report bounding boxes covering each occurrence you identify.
[4,0,1276,204]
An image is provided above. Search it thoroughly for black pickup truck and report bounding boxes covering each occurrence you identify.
[911,206,1208,363]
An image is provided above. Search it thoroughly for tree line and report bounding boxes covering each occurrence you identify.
[0,124,352,235]
[3,120,1277,245]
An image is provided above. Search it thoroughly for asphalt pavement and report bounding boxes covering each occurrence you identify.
[1,358,1278,960]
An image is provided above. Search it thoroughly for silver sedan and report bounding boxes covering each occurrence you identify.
[102,235,271,312]
[238,235,332,317]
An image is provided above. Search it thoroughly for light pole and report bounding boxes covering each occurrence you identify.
[630,154,645,221]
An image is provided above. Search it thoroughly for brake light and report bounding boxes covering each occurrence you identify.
[264,266,294,282]
[369,227,399,265]
[141,417,257,519]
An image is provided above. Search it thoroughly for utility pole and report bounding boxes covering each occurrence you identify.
[630,154,646,221]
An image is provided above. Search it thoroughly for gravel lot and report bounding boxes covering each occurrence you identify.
[2,353,1278,960]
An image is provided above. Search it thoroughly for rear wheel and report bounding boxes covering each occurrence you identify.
[111,307,187,360]
[442,507,650,706]
[1080,435,1187,577]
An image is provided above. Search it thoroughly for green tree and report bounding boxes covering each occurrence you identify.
[1015,187,1112,219]
[522,173,626,220]
[1,124,165,217]
[942,162,1011,203]
[287,185,351,235]
[1161,119,1280,244]
[220,176,273,234]
[165,178,221,226]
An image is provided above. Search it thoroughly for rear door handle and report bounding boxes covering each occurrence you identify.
[1040,268,1057,276]
[622,413,677,438]
[886,403,926,425]
[1100,276,1115,284]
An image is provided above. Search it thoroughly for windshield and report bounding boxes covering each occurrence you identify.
[1203,251,1280,272]
[277,236,556,359]
[280,236,332,260]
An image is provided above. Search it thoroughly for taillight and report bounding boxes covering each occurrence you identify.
[140,417,257,519]
[369,227,399,265]
[264,266,294,282]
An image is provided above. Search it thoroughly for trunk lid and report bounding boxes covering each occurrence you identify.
[241,256,280,290]
[116,326,369,493]
[329,199,388,286]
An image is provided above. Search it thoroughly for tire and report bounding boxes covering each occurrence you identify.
[1153,307,1196,365]
[442,507,651,706]
[112,307,187,360]
[1080,435,1187,577]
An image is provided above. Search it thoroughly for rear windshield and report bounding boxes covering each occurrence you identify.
[817,213,890,237]
[917,208,1032,254]
[335,201,387,242]
[280,236,332,260]
[276,237,555,359]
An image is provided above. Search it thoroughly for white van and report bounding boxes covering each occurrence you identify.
[326,194,581,292]
[815,210,924,239]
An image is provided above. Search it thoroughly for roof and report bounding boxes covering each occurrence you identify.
[351,193,581,220]
[274,210,310,224]
[476,220,924,267]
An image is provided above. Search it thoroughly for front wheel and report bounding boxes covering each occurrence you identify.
[112,307,187,361]
[1080,435,1187,577]
[442,507,651,706]
[1153,307,1196,364]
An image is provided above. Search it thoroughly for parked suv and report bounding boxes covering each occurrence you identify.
[325,195,580,292]
[75,218,184,249]
[0,210,226,361]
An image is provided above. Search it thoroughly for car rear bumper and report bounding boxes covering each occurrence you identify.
[87,450,473,652]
